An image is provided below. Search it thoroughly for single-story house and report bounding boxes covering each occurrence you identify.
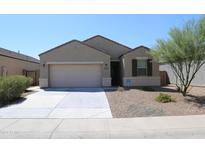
[0,47,40,85]
[39,35,160,88]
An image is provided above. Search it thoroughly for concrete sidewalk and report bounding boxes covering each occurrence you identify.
[1,115,205,138]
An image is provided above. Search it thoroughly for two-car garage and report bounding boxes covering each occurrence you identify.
[39,40,111,88]
[49,64,102,87]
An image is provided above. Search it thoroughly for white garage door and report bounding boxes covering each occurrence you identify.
[49,64,102,87]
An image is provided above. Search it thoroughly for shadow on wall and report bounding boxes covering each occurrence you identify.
[43,86,179,93]
[104,86,178,93]
[43,87,105,93]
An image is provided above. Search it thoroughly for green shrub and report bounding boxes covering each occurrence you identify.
[155,93,175,103]
[25,77,33,88]
[0,75,32,104]
[117,86,125,92]
[141,86,155,91]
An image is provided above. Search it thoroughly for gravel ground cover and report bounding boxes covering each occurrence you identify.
[105,86,205,118]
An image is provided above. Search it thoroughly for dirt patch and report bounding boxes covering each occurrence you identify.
[105,86,205,118]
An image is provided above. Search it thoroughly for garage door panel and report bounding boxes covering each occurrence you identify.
[49,64,102,87]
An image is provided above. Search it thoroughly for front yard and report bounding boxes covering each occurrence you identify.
[105,86,205,118]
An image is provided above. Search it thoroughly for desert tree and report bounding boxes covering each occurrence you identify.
[151,16,205,96]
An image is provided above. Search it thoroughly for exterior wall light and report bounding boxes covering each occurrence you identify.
[104,63,108,70]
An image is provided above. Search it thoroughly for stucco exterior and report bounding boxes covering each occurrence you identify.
[0,48,39,76]
[160,64,205,87]
[121,46,160,86]
[39,40,111,87]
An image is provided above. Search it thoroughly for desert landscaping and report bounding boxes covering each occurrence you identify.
[105,85,205,118]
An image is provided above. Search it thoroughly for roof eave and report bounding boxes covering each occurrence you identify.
[119,45,150,58]
[39,39,111,57]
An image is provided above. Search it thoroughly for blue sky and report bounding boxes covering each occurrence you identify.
[0,14,202,59]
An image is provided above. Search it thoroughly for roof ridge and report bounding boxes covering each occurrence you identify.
[80,41,110,57]
[120,45,150,57]
[39,39,110,57]
[84,35,132,50]
[39,40,78,56]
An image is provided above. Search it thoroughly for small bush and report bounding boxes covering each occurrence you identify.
[0,75,32,104]
[155,93,175,103]
[141,86,155,91]
[25,77,33,88]
[117,86,125,92]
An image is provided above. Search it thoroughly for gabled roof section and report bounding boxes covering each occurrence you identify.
[120,45,150,57]
[84,35,131,50]
[0,47,39,64]
[84,35,131,60]
[39,39,110,57]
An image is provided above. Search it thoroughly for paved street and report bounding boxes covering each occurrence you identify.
[0,115,205,138]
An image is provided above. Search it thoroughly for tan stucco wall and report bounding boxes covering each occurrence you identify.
[0,55,40,76]
[123,77,160,86]
[160,64,205,87]
[122,47,159,77]
[39,41,111,87]
[84,36,130,60]
[121,47,160,86]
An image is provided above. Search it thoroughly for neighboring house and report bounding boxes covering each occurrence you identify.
[0,47,40,85]
[39,35,160,88]
[160,64,205,87]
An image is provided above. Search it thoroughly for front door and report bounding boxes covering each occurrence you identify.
[111,61,121,86]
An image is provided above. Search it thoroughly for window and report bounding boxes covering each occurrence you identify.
[132,58,152,77]
[137,59,147,76]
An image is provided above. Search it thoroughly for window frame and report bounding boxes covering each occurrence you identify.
[136,57,148,76]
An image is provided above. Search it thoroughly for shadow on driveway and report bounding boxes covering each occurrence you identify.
[43,87,105,93]
[0,97,27,109]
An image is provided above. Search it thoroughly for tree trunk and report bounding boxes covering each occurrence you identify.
[182,86,188,96]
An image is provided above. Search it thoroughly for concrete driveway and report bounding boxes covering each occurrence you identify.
[0,87,112,118]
